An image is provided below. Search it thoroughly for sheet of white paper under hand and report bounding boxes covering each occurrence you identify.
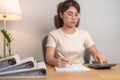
[55,63,90,72]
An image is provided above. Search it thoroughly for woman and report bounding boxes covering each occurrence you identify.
[46,0,107,68]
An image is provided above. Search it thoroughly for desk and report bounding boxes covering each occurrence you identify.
[92,64,120,80]
[0,64,120,80]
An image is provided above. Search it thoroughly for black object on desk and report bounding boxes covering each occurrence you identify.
[88,63,116,69]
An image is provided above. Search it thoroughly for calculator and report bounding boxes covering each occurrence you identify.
[88,63,116,69]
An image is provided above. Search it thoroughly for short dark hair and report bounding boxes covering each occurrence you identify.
[56,0,80,28]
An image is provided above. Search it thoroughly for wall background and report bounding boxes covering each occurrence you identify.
[0,0,120,63]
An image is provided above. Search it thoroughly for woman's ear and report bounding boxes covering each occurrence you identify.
[60,12,63,19]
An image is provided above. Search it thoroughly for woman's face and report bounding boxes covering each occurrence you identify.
[61,6,79,28]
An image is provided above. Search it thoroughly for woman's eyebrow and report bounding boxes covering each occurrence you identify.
[66,10,78,14]
[66,11,72,13]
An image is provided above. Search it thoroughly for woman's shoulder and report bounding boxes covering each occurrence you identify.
[49,28,61,35]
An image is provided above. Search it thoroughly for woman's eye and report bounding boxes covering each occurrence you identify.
[66,12,79,17]
[67,12,73,16]
[75,14,79,16]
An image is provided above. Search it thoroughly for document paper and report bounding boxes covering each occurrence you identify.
[55,63,90,72]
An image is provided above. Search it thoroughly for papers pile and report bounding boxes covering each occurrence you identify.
[0,54,47,78]
[55,63,90,72]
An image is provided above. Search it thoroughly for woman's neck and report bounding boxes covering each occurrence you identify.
[61,26,76,34]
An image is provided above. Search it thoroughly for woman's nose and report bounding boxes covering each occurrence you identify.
[72,15,76,20]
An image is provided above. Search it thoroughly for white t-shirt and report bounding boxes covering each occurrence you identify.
[46,28,95,64]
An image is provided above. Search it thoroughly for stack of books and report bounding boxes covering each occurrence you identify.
[0,54,47,78]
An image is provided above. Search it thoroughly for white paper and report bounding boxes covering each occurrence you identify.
[55,63,90,72]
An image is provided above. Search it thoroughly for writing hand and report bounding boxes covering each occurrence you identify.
[57,52,70,67]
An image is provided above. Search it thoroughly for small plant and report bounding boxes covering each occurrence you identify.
[1,29,13,56]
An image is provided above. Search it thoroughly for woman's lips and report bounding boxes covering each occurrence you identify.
[71,22,77,24]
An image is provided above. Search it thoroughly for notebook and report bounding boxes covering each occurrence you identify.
[55,63,90,72]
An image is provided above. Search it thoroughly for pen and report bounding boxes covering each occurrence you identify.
[58,52,64,58]
[58,52,72,65]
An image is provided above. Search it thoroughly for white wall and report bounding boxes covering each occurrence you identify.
[0,0,120,63]
[79,0,120,63]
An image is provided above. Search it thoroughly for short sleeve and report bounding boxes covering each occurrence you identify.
[46,33,57,48]
[84,31,95,48]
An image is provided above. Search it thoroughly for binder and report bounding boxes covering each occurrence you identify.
[0,54,20,69]
[0,62,47,78]
[0,55,47,78]
[0,57,34,72]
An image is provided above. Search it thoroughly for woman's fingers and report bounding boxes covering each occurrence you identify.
[94,54,107,64]
[57,57,69,67]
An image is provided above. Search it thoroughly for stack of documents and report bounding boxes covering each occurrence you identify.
[0,54,20,69]
[55,63,90,72]
[0,54,47,78]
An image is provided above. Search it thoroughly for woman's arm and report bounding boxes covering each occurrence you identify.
[87,45,107,64]
[46,46,57,65]
[46,46,69,67]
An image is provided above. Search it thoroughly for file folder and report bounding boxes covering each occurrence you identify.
[0,54,20,69]
[0,61,47,78]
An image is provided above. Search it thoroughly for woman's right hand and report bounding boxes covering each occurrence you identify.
[55,57,69,68]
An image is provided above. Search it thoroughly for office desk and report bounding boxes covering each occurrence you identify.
[0,64,120,80]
